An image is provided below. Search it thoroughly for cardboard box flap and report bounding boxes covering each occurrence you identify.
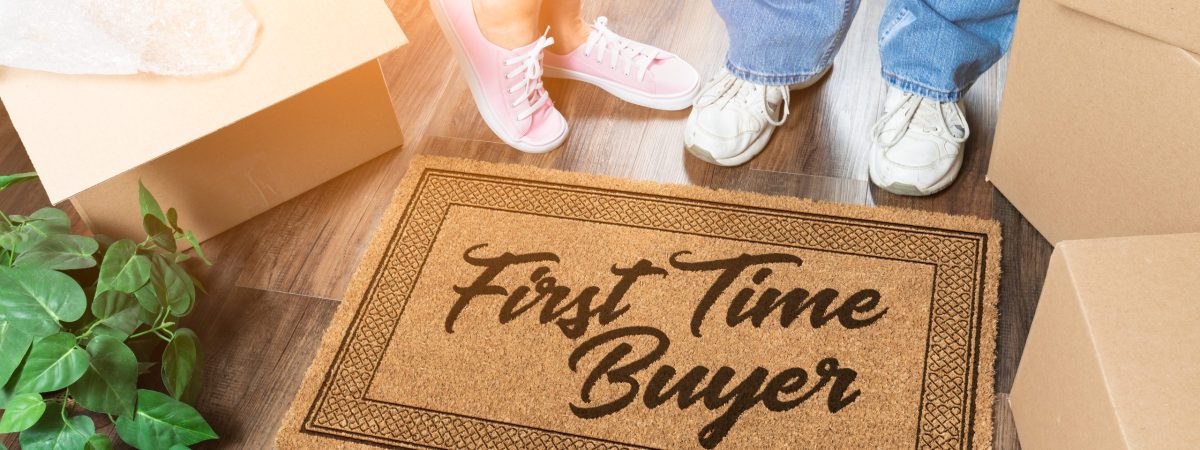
[1055,0,1200,54]
[0,0,406,203]
[1059,233,1200,448]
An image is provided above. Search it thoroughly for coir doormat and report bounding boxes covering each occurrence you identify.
[278,157,1000,450]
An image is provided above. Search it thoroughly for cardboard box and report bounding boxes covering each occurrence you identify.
[1009,232,1200,449]
[0,0,407,242]
[989,0,1200,243]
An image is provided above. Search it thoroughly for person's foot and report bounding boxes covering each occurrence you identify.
[543,17,700,111]
[683,67,828,166]
[431,0,568,153]
[869,89,969,196]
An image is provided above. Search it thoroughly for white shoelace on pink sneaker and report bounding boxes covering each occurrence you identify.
[582,17,662,81]
[503,30,554,121]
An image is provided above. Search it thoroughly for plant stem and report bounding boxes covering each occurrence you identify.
[153,329,174,342]
[58,395,90,439]
[76,319,104,341]
[130,321,175,339]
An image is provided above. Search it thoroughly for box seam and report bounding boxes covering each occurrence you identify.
[1061,244,1132,448]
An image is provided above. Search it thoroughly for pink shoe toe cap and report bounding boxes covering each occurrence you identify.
[647,56,701,97]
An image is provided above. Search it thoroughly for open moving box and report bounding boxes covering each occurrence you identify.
[989,0,1200,243]
[0,0,407,243]
[1009,233,1200,449]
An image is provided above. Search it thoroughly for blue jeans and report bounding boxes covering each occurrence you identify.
[711,0,1019,101]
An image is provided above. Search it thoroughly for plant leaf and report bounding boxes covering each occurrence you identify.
[0,322,32,387]
[0,172,37,191]
[18,409,93,450]
[70,335,137,416]
[0,392,45,432]
[132,282,162,317]
[181,231,210,266]
[91,291,143,339]
[0,209,68,255]
[0,267,87,338]
[0,229,43,255]
[22,209,70,232]
[138,181,167,225]
[161,329,201,403]
[14,234,98,271]
[84,434,113,450]
[142,216,176,253]
[166,208,181,233]
[97,240,151,295]
[154,257,194,317]
[12,332,88,394]
[115,390,217,450]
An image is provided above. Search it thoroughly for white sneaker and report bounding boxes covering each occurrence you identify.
[869,89,969,196]
[683,68,828,167]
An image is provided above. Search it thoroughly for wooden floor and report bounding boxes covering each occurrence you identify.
[0,0,1051,448]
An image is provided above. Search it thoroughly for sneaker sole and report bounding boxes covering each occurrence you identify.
[430,0,567,154]
[683,115,775,167]
[868,153,963,197]
[543,67,700,111]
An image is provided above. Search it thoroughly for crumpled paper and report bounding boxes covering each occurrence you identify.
[0,0,259,76]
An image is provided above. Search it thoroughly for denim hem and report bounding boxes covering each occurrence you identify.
[725,60,828,86]
[881,70,965,102]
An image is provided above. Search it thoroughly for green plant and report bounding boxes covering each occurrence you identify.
[0,173,216,450]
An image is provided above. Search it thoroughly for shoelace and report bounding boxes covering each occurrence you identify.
[503,29,554,121]
[697,72,791,126]
[583,17,661,81]
[871,92,969,148]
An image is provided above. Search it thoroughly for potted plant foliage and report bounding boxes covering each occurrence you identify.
[0,173,217,450]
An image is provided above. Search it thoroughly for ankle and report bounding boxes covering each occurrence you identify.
[545,17,590,55]
[472,0,540,50]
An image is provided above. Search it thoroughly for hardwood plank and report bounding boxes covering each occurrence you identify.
[992,190,1052,393]
[993,394,1022,450]
[185,288,338,450]
[231,149,409,299]
[990,190,1053,450]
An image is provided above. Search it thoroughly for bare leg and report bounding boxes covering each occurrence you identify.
[473,0,543,49]
[538,0,589,55]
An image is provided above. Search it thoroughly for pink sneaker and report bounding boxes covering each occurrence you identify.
[543,17,701,111]
[430,0,568,153]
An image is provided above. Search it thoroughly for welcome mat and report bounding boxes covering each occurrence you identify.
[278,157,1000,450]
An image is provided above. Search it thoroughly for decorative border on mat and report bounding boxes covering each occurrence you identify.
[299,168,991,450]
